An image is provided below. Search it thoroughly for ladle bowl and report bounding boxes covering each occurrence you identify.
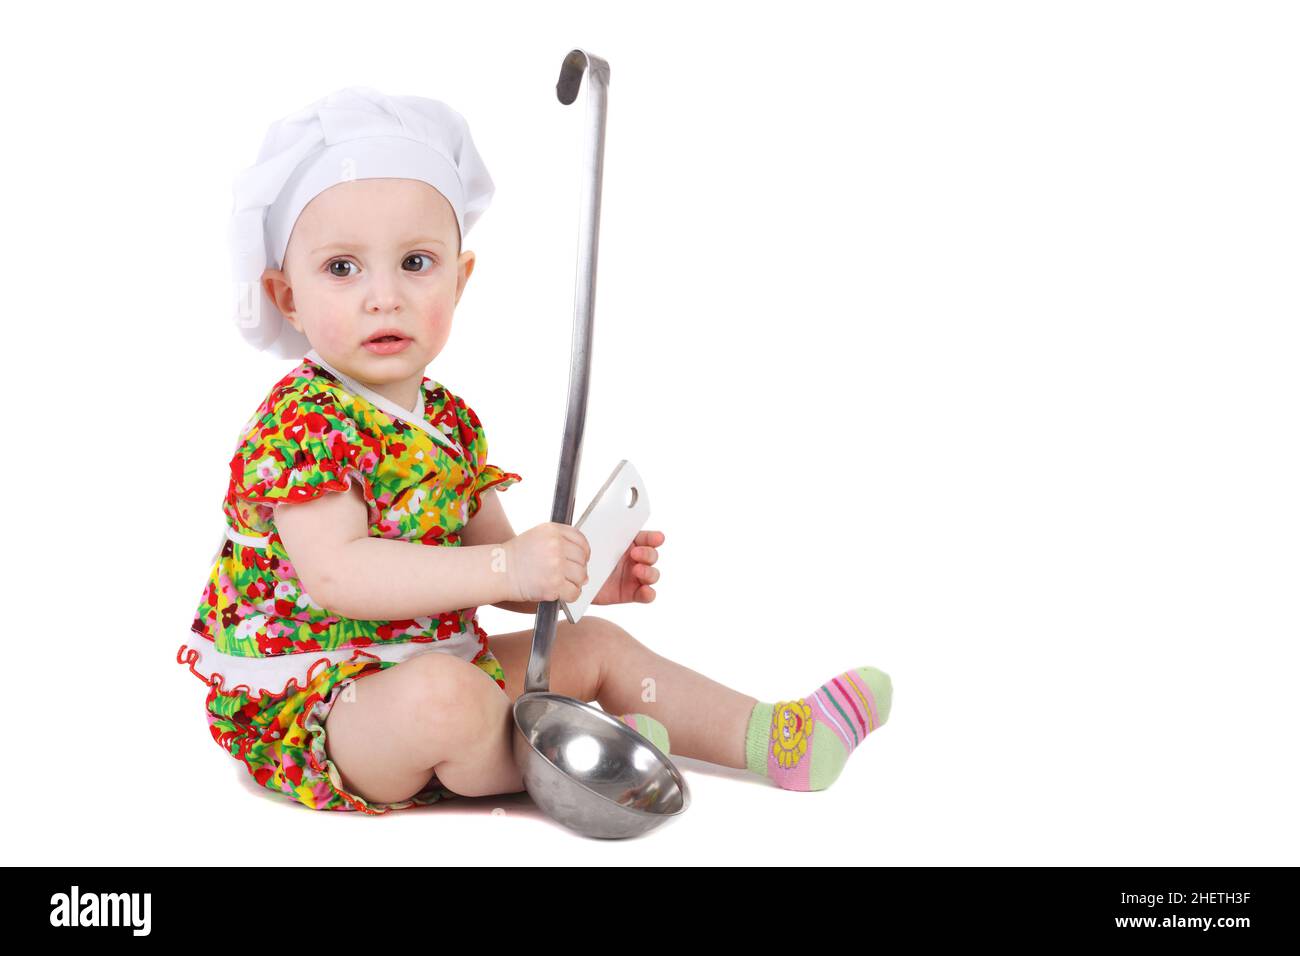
[513,693,689,839]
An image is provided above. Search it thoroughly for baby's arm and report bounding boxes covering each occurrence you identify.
[273,482,511,620]
[461,489,539,615]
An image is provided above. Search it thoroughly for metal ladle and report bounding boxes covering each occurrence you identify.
[509,49,690,839]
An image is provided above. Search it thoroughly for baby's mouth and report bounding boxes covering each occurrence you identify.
[362,330,413,354]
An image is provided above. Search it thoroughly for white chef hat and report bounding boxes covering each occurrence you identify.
[228,85,495,358]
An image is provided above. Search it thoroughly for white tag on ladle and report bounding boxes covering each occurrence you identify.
[561,460,650,624]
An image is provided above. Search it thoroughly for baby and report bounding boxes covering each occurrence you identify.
[178,86,892,814]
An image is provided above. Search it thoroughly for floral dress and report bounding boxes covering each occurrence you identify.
[177,349,521,813]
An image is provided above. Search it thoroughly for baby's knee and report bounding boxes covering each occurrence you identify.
[575,614,645,658]
[571,613,625,644]
[400,652,509,737]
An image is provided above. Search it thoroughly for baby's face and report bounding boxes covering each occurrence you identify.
[263,178,473,388]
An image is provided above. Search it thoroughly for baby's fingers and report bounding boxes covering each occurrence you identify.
[562,538,589,569]
[564,556,589,589]
[565,526,592,562]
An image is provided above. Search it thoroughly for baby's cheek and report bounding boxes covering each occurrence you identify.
[427,300,454,328]
[310,309,358,352]
[418,305,455,346]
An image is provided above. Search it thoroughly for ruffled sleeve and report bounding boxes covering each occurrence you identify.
[229,383,364,506]
[451,394,522,521]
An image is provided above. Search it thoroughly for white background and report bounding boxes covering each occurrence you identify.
[2,0,1296,865]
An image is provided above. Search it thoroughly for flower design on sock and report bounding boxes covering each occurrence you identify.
[771,699,813,769]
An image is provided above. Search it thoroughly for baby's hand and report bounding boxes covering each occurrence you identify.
[501,523,591,603]
[592,531,664,606]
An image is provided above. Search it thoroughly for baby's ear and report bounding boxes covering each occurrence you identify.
[262,268,295,319]
[455,251,476,304]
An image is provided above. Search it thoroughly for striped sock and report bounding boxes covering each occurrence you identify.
[616,713,671,756]
[744,666,892,791]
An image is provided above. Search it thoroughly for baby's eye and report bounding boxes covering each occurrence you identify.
[403,253,436,273]
[327,259,357,278]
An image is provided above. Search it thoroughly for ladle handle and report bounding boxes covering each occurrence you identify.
[524,49,611,696]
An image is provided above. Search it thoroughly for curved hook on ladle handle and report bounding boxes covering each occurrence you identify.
[524,50,611,696]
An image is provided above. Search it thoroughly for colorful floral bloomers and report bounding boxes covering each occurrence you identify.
[178,349,521,812]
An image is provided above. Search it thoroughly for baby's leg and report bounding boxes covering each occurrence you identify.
[324,653,522,803]
[493,615,893,791]
[491,615,757,768]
